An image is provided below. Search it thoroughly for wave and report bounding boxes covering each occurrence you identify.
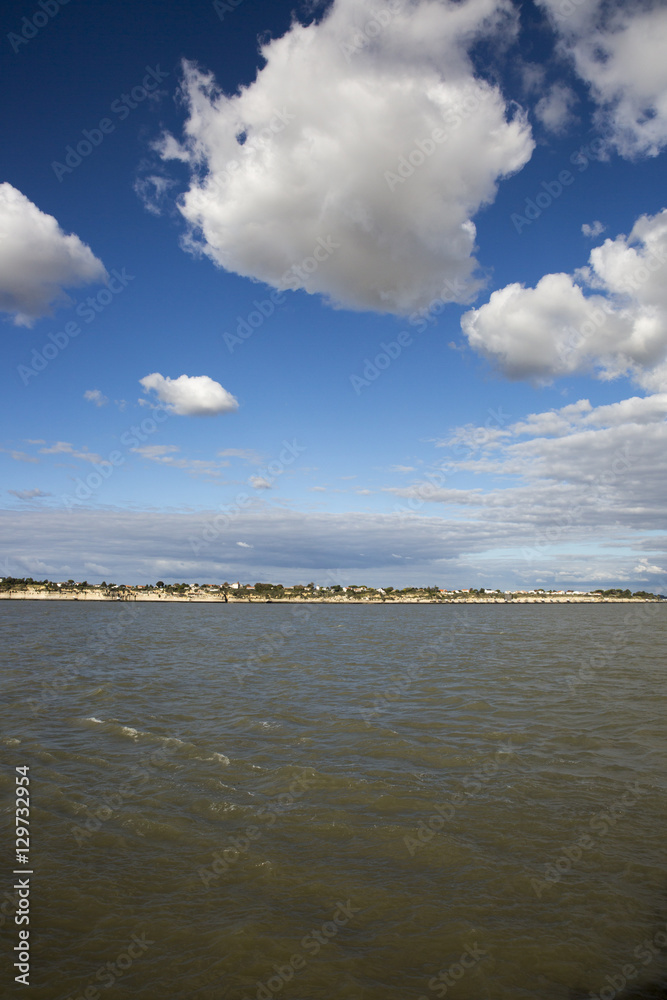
[81,716,230,765]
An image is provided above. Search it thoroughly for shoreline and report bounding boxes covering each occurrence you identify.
[0,591,661,605]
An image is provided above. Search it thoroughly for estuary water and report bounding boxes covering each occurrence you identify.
[1,601,666,1000]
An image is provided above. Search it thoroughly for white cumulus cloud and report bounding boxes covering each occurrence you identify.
[158,0,533,315]
[537,0,667,157]
[461,208,667,384]
[139,373,239,416]
[0,183,107,327]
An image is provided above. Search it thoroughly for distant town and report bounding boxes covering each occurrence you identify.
[0,577,663,603]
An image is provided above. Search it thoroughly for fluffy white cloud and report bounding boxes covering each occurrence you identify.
[159,0,533,315]
[537,0,667,157]
[139,373,238,416]
[0,183,106,327]
[462,209,667,383]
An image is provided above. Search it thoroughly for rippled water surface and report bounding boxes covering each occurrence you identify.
[1,602,666,1000]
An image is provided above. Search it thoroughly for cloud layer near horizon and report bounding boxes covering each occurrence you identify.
[0,183,107,327]
[4,386,666,590]
[158,0,533,315]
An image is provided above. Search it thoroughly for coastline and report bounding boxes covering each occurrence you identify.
[0,591,660,605]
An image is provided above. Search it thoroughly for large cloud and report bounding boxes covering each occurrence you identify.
[139,373,239,416]
[537,0,667,157]
[158,0,533,315]
[0,183,107,327]
[461,209,667,383]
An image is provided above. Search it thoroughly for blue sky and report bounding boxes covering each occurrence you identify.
[2,0,667,589]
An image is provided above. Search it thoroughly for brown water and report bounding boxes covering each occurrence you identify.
[1,601,666,1000]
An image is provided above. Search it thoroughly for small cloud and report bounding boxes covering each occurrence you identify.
[84,389,108,407]
[139,372,238,417]
[115,399,127,412]
[134,173,177,216]
[391,465,415,473]
[310,486,327,492]
[581,220,606,239]
[236,541,252,548]
[356,489,372,495]
[8,488,52,500]
[131,444,227,478]
[218,448,262,463]
[249,475,272,490]
[25,439,45,445]
[2,449,39,464]
[132,445,180,461]
[39,441,104,463]
[534,84,578,135]
[633,559,664,575]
